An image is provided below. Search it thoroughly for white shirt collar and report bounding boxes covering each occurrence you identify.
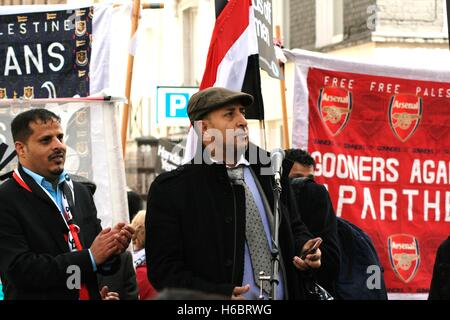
[209,153,249,168]
[234,154,250,167]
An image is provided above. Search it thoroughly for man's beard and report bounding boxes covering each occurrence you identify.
[49,166,64,178]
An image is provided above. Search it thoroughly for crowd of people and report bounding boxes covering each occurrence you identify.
[0,87,447,300]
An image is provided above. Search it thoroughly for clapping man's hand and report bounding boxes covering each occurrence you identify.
[111,222,135,254]
[90,228,118,265]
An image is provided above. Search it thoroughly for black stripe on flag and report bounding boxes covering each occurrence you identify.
[242,54,265,120]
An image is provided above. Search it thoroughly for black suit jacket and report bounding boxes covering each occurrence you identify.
[0,166,117,300]
[97,251,138,300]
[429,237,450,300]
[146,146,313,299]
[289,176,341,295]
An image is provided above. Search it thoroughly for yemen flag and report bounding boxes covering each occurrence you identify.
[200,0,264,120]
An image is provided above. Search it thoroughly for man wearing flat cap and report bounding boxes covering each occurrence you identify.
[145,87,322,300]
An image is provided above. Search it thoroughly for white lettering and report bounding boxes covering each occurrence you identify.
[8,23,14,35]
[391,241,416,250]
[48,42,65,72]
[361,188,377,220]
[403,189,419,221]
[313,151,399,183]
[410,159,422,184]
[336,185,356,217]
[380,189,397,220]
[386,158,399,182]
[24,44,44,74]
[423,160,435,184]
[336,154,349,179]
[446,191,450,222]
[436,161,448,184]
[19,23,27,35]
[322,153,336,178]
[372,157,385,182]
[359,156,372,182]
[4,47,22,76]
[424,190,440,222]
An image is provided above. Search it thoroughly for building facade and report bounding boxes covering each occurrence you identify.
[1,0,447,159]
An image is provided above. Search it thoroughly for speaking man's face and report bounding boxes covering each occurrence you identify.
[201,104,249,162]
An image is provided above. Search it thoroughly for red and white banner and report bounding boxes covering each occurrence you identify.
[286,49,450,298]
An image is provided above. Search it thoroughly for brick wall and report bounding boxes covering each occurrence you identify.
[343,0,376,40]
[377,0,446,34]
[290,0,376,51]
[290,0,316,50]
[289,0,445,51]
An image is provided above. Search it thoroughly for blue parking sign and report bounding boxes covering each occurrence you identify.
[165,93,189,118]
[157,86,198,126]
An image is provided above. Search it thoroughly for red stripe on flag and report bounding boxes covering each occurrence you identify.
[200,0,251,89]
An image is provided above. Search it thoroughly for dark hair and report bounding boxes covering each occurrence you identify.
[127,189,143,222]
[285,148,315,167]
[11,108,61,143]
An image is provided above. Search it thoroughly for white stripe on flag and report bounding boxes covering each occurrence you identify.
[183,4,258,164]
[214,6,258,90]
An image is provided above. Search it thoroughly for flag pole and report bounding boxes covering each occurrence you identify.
[259,119,267,150]
[275,25,290,149]
[120,2,165,159]
[121,0,141,159]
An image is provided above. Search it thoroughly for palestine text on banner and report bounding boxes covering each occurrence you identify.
[0,3,114,99]
[285,49,450,298]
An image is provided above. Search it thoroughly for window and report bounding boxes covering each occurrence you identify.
[315,0,344,48]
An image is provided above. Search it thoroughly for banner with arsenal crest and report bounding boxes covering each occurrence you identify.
[0,3,114,99]
[286,49,450,298]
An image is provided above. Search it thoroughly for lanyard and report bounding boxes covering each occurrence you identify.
[13,169,80,252]
[12,169,91,299]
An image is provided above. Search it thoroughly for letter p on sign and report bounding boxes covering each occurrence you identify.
[166,93,189,118]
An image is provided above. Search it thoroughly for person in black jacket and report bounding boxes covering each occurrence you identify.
[285,149,341,296]
[97,251,139,300]
[146,87,321,300]
[429,237,450,300]
[70,176,139,300]
[0,109,134,300]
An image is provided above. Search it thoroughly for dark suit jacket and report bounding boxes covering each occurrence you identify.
[289,176,341,296]
[0,166,118,300]
[429,237,450,300]
[146,146,313,299]
[97,251,138,300]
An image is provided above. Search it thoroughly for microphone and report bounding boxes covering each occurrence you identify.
[270,148,285,181]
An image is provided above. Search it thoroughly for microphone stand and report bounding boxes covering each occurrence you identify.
[269,172,283,300]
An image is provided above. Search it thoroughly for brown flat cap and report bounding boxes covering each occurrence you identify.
[187,87,254,122]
